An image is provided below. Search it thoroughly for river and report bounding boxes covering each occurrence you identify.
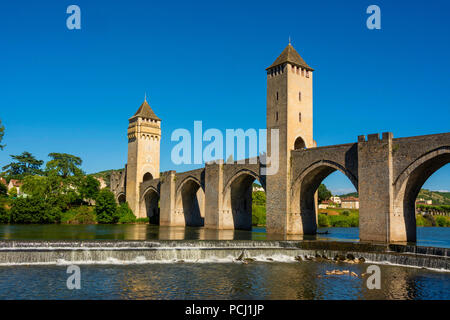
[0,225,448,248]
[0,225,448,300]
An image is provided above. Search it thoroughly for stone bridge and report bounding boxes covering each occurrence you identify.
[113,131,449,243]
[138,159,264,231]
[286,132,450,242]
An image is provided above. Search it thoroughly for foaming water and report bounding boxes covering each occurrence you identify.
[0,240,448,271]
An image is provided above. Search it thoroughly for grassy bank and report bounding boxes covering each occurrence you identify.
[318,209,359,227]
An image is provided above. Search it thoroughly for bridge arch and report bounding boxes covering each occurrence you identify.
[117,192,126,204]
[290,160,358,234]
[175,176,205,227]
[140,186,160,224]
[222,168,265,230]
[393,146,450,241]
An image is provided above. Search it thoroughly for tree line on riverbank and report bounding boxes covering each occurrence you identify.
[251,186,450,227]
[0,151,146,224]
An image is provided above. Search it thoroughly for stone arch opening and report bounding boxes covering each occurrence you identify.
[393,148,450,242]
[141,187,159,225]
[117,193,126,204]
[223,170,265,230]
[294,137,306,150]
[290,161,358,235]
[143,172,153,182]
[175,177,205,227]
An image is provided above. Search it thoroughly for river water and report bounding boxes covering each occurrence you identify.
[0,260,448,299]
[0,225,449,248]
[0,225,448,300]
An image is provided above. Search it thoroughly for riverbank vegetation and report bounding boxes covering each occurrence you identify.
[0,151,148,225]
[252,191,266,226]
[249,184,450,228]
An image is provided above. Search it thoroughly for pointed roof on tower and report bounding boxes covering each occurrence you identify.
[266,43,314,71]
[130,97,161,121]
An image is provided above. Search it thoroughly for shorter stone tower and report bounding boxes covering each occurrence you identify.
[126,97,161,217]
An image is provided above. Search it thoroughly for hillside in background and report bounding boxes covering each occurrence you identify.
[339,189,450,205]
[338,192,358,198]
[417,189,450,205]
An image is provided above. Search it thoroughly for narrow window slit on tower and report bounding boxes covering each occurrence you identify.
[299,112,302,122]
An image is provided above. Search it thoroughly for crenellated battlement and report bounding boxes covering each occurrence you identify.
[358,132,393,143]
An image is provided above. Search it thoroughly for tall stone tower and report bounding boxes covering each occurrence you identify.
[126,97,161,217]
[265,43,315,234]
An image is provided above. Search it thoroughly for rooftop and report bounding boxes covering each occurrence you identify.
[130,98,161,121]
[266,43,314,71]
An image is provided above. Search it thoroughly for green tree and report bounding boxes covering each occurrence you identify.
[21,175,48,198]
[2,152,44,179]
[252,191,266,206]
[0,183,7,198]
[0,119,5,150]
[318,214,330,227]
[117,202,136,223]
[46,153,83,178]
[80,175,100,203]
[95,189,118,224]
[318,184,332,203]
[8,187,17,199]
[9,197,61,224]
[0,205,9,224]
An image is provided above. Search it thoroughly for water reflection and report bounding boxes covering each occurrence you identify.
[0,225,448,248]
[0,261,448,300]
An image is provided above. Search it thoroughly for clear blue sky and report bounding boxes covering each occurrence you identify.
[0,0,449,194]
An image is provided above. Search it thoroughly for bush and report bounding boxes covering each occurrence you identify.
[416,214,427,226]
[342,211,350,216]
[435,215,450,227]
[10,197,61,224]
[328,215,353,227]
[63,206,96,224]
[252,191,266,206]
[318,213,330,227]
[252,204,266,226]
[416,214,434,227]
[8,187,17,199]
[117,202,136,223]
[95,189,118,224]
[135,217,149,223]
[0,183,7,198]
[0,206,10,223]
[423,214,436,226]
[80,175,100,203]
[349,215,359,227]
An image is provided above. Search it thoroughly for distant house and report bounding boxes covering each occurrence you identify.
[252,185,264,192]
[416,199,432,205]
[7,179,23,196]
[319,199,337,209]
[330,196,341,204]
[341,197,359,209]
[318,201,329,209]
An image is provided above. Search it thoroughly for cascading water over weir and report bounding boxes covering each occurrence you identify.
[0,240,448,271]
